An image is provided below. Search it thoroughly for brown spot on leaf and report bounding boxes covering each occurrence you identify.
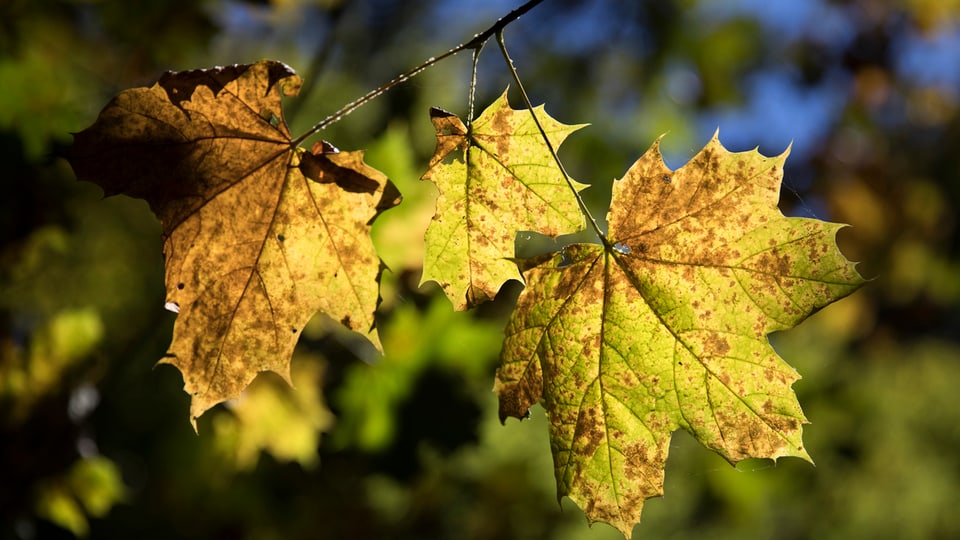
[497,359,544,423]
[573,405,606,459]
[704,333,731,357]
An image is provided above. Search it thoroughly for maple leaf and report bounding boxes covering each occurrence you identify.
[421,91,588,310]
[69,61,398,426]
[495,134,864,537]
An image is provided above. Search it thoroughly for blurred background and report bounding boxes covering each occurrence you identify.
[2,0,959,538]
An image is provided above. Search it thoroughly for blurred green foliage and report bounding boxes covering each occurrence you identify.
[2,0,960,539]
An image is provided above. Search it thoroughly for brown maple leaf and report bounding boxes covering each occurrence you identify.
[70,61,398,427]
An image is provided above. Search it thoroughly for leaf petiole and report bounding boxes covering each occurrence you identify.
[495,30,608,248]
[467,40,486,127]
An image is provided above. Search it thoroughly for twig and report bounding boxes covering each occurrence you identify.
[495,30,608,246]
[292,0,546,147]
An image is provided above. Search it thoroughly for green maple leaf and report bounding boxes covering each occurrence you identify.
[69,61,398,427]
[495,134,864,537]
[421,90,588,310]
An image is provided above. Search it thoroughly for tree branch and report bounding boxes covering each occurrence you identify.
[292,0,546,146]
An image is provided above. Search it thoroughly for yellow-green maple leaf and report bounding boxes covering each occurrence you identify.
[69,61,397,427]
[495,134,865,538]
[421,91,588,310]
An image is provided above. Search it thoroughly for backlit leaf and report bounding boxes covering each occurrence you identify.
[495,134,864,537]
[421,91,588,309]
[69,61,398,426]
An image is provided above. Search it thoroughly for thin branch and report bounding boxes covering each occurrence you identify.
[495,30,608,246]
[292,0,546,147]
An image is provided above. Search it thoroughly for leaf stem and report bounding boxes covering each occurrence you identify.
[494,31,608,247]
[467,41,486,126]
[292,0,547,147]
